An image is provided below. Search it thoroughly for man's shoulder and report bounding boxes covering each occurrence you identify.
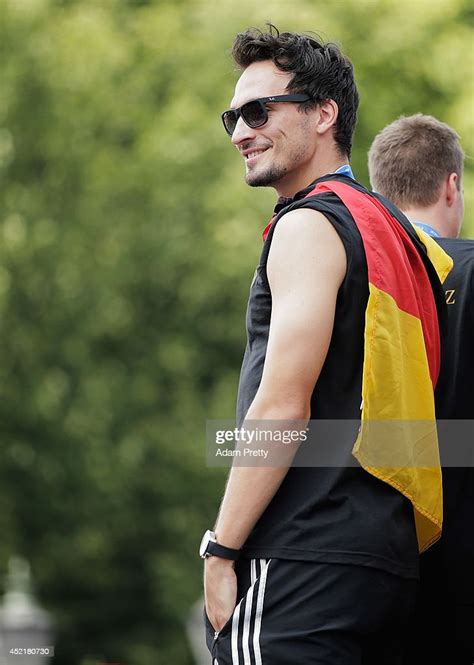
[435,237,474,304]
[436,236,474,250]
[435,237,474,269]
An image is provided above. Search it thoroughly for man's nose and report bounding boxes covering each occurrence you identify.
[231,115,257,146]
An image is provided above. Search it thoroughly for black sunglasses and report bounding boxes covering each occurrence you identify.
[221,94,311,136]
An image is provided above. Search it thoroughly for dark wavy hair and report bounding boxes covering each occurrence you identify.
[232,24,359,158]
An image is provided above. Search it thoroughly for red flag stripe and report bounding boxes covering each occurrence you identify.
[310,181,440,386]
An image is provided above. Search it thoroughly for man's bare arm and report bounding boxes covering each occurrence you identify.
[205,208,346,630]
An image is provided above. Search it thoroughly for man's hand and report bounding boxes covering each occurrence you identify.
[204,556,237,633]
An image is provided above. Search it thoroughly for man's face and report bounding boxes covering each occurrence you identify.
[228,60,318,193]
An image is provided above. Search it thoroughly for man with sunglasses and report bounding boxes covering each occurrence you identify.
[201,26,449,665]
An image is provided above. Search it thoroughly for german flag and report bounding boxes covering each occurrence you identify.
[309,179,452,552]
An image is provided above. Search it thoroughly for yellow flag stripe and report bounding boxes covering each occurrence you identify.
[353,284,442,552]
[412,225,454,284]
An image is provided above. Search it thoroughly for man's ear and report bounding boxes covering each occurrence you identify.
[446,172,459,207]
[314,99,339,135]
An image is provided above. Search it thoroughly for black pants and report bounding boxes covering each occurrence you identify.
[204,558,418,665]
[403,539,474,665]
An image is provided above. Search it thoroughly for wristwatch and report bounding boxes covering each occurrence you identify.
[199,530,241,560]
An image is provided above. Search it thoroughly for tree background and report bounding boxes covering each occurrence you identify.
[0,0,472,663]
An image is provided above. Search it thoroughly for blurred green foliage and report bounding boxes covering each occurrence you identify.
[0,0,472,663]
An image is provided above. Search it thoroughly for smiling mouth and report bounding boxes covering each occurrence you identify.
[244,147,270,161]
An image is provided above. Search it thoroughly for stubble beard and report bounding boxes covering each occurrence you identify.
[245,136,311,188]
[245,163,288,188]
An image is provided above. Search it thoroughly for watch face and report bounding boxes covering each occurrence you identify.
[199,532,209,557]
[199,530,215,558]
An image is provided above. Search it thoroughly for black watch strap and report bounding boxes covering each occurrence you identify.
[206,539,241,561]
[200,529,241,560]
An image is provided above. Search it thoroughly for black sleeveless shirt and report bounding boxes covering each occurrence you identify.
[236,174,420,578]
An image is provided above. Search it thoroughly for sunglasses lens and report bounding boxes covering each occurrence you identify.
[222,111,238,135]
[241,100,267,128]
[222,100,268,135]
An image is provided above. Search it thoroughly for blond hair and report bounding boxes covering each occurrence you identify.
[368,114,464,208]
